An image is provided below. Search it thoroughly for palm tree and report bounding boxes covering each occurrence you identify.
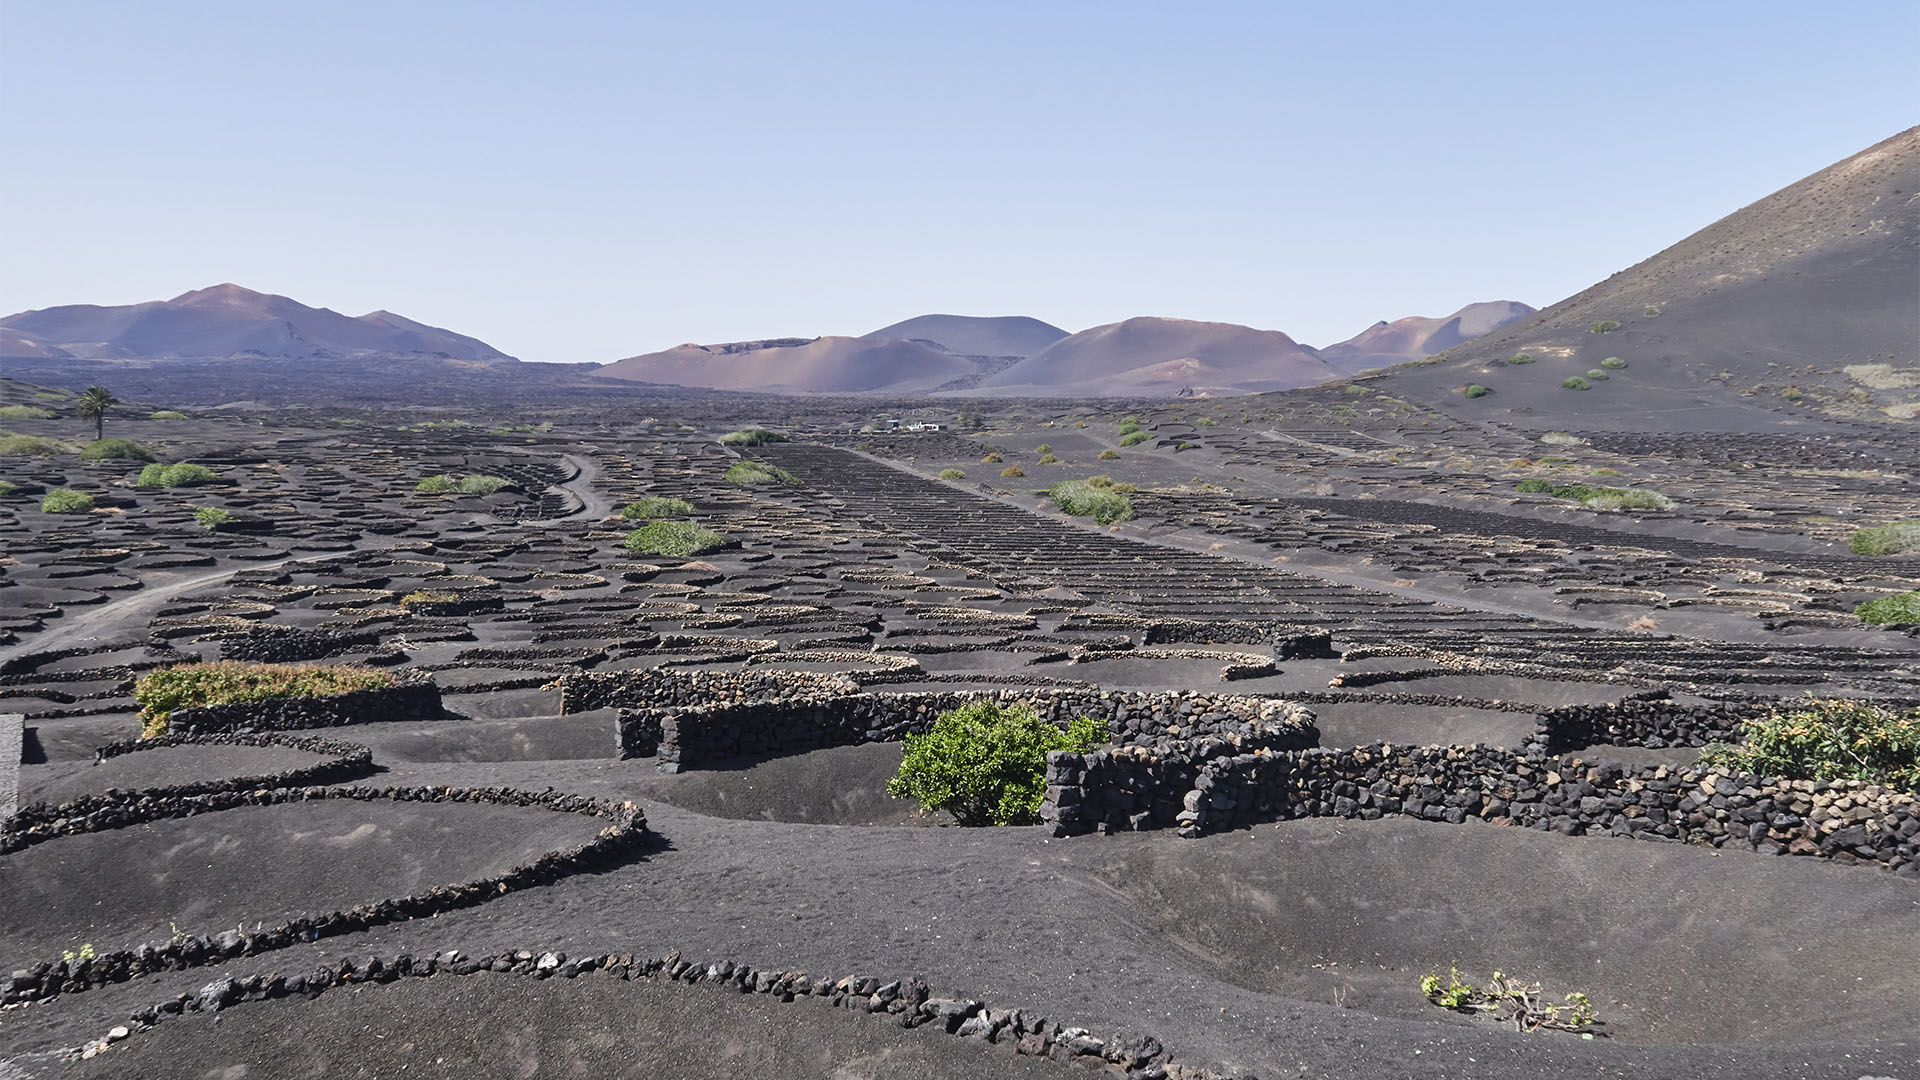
[75,385,119,441]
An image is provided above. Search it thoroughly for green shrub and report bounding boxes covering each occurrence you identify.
[1194,417,1218,427]
[1515,479,1673,510]
[1592,320,1620,333]
[1000,465,1025,478]
[148,409,189,420]
[134,661,396,738]
[937,468,965,480]
[1085,474,1114,489]
[1699,699,1920,794]
[1035,443,1053,455]
[40,488,94,513]
[401,589,459,605]
[416,474,457,492]
[1643,305,1660,317]
[0,405,57,420]
[1585,369,1609,380]
[1849,520,1920,556]
[80,438,154,461]
[887,700,1107,825]
[1561,377,1590,391]
[455,474,510,495]
[1038,452,1062,465]
[724,460,798,485]
[1048,480,1134,525]
[1600,357,1628,370]
[1098,448,1120,460]
[1582,488,1674,511]
[718,428,788,446]
[623,520,726,557]
[194,506,233,530]
[137,462,220,487]
[1782,387,1804,403]
[621,496,697,520]
[1508,353,1534,364]
[1117,417,1141,435]
[981,452,1003,463]
[1855,592,1920,626]
[1175,441,1197,450]
[1119,430,1153,447]
[1111,482,1138,493]
[0,433,69,456]
[0,480,17,497]
[1464,384,1490,398]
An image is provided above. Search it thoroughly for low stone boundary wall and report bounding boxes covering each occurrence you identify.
[166,674,443,735]
[2,733,376,848]
[1531,698,1756,753]
[218,626,381,663]
[1,712,19,823]
[1,785,650,1004]
[1174,743,1915,875]
[88,948,1231,1080]
[637,688,1320,770]
[558,667,854,713]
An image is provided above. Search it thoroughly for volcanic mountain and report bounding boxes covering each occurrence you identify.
[1320,301,1535,374]
[0,284,516,365]
[1360,126,1920,428]
[977,316,1341,396]
[861,314,1069,358]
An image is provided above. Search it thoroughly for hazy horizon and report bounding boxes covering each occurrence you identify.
[2,1,1914,364]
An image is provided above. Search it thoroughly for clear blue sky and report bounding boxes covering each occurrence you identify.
[2,1,1914,363]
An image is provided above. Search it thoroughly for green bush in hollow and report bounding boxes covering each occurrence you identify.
[887,700,1107,825]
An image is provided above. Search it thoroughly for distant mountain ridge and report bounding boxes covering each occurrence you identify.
[0,284,516,364]
[599,304,1527,397]
[1320,300,1536,374]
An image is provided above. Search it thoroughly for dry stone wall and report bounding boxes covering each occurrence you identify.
[164,674,443,735]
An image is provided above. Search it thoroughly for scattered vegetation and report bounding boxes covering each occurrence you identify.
[1700,698,1920,794]
[194,506,233,530]
[1539,432,1584,447]
[718,428,788,446]
[147,409,190,420]
[1585,369,1610,381]
[0,432,70,456]
[1119,430,1153,447]
[1514,479,1674,510]
[137,462,220,487]
[937,468,965,480]
[981,452,1004,464]
[417,473,511,495]
[1419,967,1601,1035]
[0,405,57,420]
[1561,377,1591,391]
[0,480,16,497]
[621,496,697,520]
[1592,320,1620,333]
[1048,480,1134,525]
[1848,520,1920,556]
[1038,452,1062,465]
[1117,417,1142,435]
[724,460,798,485]
[887,700,1106,826]
[1000,465,1025,478]
[1643,305,1661,317]
[1508,352,1534,365]
[400,589,459,605]
[1854,592,1920,627]
[1464,384,1491,398]
[135,661,396,738]
[1035,443,1052,455]
[80,438,154,461]
[1782,387,1804,403]
[622,520,727,558]
[1097,448,1120,460]
[1600,357,1628,370]
[40,488,95,513]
